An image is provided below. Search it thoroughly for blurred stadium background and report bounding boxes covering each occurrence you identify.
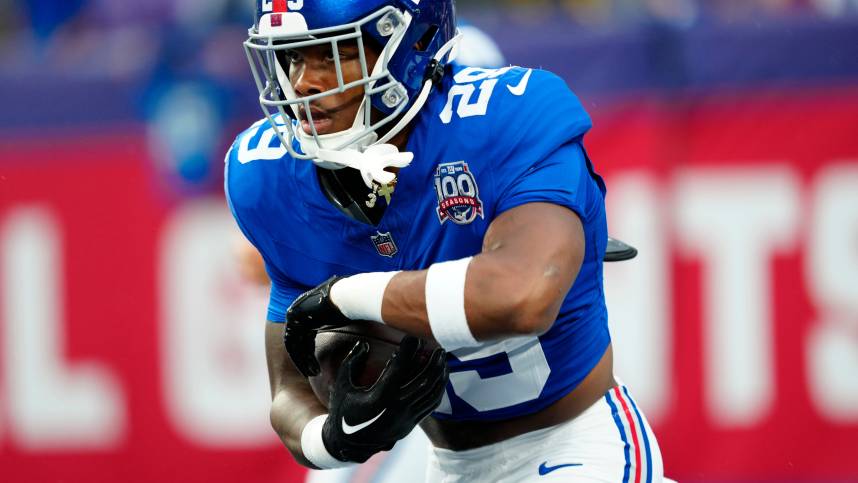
[1,0,858,481]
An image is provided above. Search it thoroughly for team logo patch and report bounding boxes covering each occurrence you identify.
[371,232,398,258]
[434,161,484,225]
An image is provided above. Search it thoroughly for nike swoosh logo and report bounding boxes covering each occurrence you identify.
[507,69,533,96]
[538,462,583,476]
[341,408,386,435]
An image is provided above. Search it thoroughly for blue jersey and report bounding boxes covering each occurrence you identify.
[225,65,610,421]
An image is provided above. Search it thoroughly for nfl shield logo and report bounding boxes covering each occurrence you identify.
[371,232,398,258]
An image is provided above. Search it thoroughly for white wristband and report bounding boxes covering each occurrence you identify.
[329,271,400,323]
[425,257,479,351]
[300,415,353,469]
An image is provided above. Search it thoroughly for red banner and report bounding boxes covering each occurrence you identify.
[590,87,858,481]
[1,87,857,482]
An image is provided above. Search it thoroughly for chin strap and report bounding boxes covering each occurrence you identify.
[307,33,463,189]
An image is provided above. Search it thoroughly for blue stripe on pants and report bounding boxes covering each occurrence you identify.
[605,392,631,483]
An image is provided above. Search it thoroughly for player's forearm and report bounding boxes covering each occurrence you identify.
[265,323,328,469]
[270,389,325,468]
[378,270,433,338]
[379,252,564,341]
[332,204,584,350]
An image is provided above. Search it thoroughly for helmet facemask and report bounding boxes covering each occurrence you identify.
[244,7,412,171]
[244,4,461,188]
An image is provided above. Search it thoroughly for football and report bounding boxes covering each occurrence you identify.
[308,322,437,408]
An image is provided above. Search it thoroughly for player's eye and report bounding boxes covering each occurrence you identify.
[283,49,303,64]
[328,45,359,62]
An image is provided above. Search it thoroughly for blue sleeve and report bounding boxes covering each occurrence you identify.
[224,144,257,248]
[224,134,304,323]
[266,269,304,323]
[491,70,604,223]
[495,141,601,222]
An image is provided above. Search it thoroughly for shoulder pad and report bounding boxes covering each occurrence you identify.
[499,68,592,140]
[227,118,291,167]
[436,66,591,143]
[224,118,289,211]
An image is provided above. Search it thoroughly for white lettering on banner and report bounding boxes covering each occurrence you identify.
[675,168,800,427]
[604,174,670,422]
[1,207,124,449]
[160,201,273,446]
[807,163,858,422]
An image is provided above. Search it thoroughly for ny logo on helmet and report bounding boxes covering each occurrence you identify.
[262,0,303,12]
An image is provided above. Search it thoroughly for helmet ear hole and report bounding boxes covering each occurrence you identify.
[414,25,439,52]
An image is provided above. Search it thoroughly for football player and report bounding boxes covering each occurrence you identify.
[226,0,664,481]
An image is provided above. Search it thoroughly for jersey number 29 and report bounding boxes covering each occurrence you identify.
[439,67,514,125]
[435,336,551,414]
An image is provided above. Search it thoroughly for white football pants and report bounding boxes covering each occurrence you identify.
[425,385,663,483]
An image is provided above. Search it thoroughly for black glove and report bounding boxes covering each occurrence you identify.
[285,276,351,377]
[322,336,448,463]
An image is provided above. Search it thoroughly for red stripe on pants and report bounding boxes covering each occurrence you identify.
[614,387,642,483]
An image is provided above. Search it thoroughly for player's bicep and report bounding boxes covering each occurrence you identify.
[483,202,584,284]
[468,203,584,335]
[483,140,596,311]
